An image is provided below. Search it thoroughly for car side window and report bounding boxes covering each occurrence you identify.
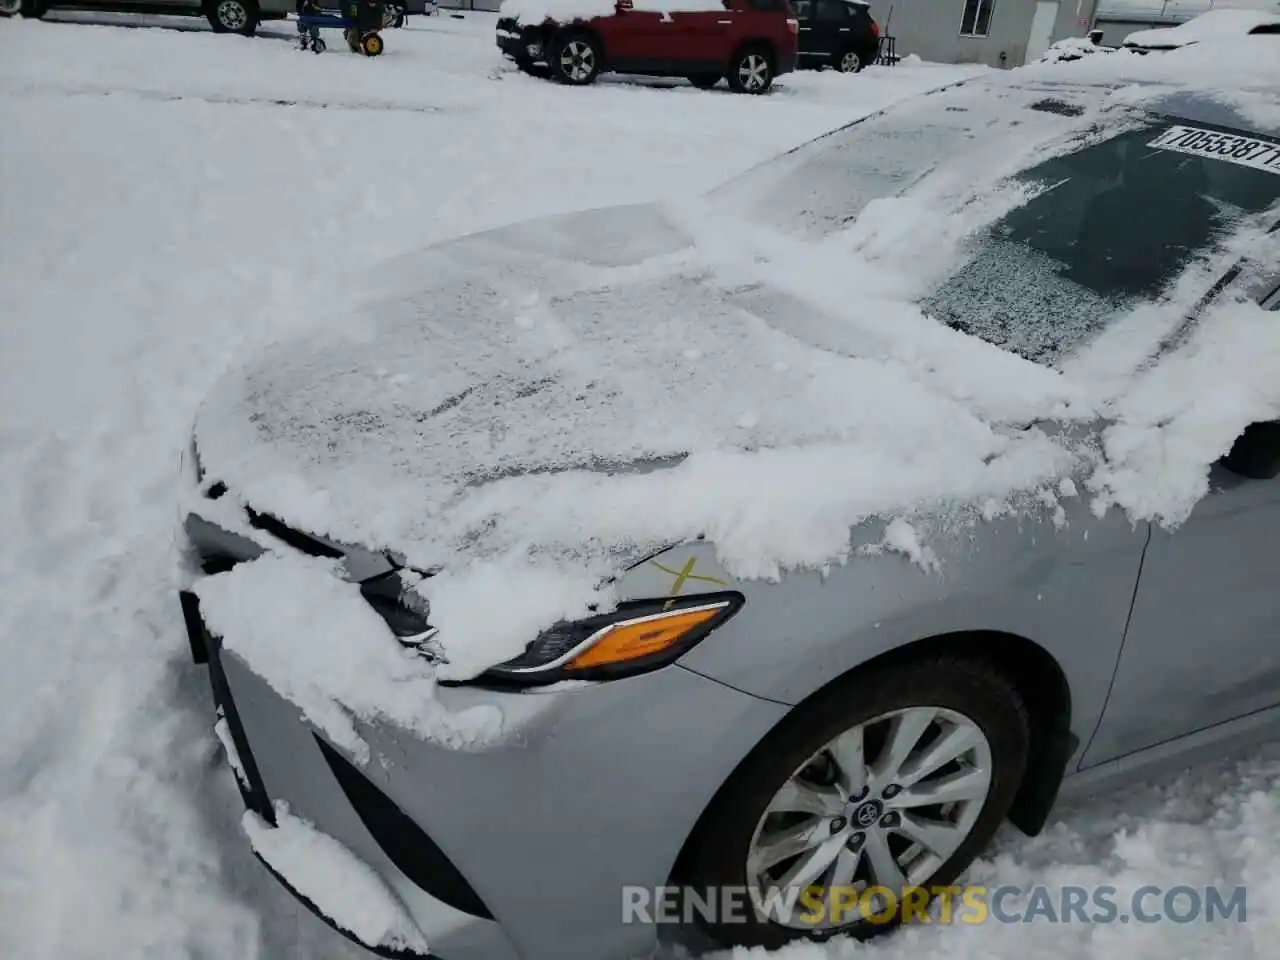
[815,0,851,21]
[792,0,813,17]
[747,0,786,9]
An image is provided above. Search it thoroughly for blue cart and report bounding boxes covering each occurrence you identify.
[296,0,386,56]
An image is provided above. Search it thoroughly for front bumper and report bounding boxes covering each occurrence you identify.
[182,558,790,960]
[496,20,543,63]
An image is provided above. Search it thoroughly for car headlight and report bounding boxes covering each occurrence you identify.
[481,592,744,687]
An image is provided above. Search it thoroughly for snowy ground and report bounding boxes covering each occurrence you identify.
[0,10,1277,960]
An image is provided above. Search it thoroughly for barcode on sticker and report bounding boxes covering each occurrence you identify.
[1148,125,1280,176]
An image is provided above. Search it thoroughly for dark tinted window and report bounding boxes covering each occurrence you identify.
[922,120,1280,364]
[960,0,995,36]
[791,0,812,16]
[747,0,787,10]
[815,0,853,22]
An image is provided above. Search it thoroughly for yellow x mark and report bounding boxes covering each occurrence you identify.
[651,557,728,608]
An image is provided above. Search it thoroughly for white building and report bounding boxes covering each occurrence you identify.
[866,0,1102,67]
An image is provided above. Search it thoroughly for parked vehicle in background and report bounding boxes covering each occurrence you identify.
[791,0,879,72]
[1123,8,1280,52]
[496,0,799,93]
[2,0,431,33]
[9,0,292,32]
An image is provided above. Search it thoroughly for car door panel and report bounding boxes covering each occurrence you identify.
[1083,446,1280,766]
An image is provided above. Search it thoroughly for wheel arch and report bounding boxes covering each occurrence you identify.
[669,628,1073,887]
[547,21,608,69]
[729,37,777,70]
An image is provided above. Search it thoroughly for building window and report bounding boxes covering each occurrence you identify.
[960,0,996,37]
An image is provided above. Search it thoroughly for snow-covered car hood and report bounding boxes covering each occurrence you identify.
[193,199,1087,584]
[192,73,1280,676]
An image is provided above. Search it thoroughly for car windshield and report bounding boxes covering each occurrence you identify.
[716,82,1280,366]
[923,117,1280,364]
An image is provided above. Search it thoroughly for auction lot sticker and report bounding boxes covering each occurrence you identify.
[1149,125,1280,176]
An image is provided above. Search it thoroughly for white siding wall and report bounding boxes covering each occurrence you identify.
[869,0,1099,66]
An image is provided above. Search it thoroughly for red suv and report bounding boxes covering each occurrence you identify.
[497,0,799,93]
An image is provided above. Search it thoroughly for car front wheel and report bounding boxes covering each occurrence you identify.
[206,0,258,35]
[681,656,1029,949]
[728,48,774,94]
[0,0,24,17]
[550,32,602,85]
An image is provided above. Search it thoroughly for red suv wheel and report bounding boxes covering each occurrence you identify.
[551,32,603,86]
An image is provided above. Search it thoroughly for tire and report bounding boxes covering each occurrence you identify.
[687,73,720,90]
[207,0,258,35]
[360,31,383,56]
[727,46,774,94]
[836,48,864,73]
[0,0,23,17]
[549,31,601,86]
[17,0,46,17]
[681,656,1029,950]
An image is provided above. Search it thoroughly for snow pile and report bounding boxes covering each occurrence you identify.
[193,553,503,758]
[1089,297,1280,525]
[243,802,429,955]
[1038,37,1110,63]
[1124,8,1280,48]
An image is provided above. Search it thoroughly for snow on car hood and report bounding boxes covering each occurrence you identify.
[193,103,1280,677]
[193,196,1094,670]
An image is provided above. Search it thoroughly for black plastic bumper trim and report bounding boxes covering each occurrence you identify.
[182,592,275,824]
[253,852,439,959]
[315,737,495,921]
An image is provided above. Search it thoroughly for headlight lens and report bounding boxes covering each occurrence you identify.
[483,593,744,686]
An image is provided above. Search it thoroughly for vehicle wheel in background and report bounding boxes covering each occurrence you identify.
[680,656,1030,949]
[17,0,47,17]
[727,47,774,94]
[687,73,721,89]
[0,0,24,17]
[206,0,259,35]
[382,3,405,28]
[837,48,864,73]
[550,31,602,85]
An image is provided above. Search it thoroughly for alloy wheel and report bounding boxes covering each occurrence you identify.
[558,40,595,82]
[840,51,862,73]
[746,705,992,931]
[737,53,770,92]
[0,0,23,15]
[216,0,247,30]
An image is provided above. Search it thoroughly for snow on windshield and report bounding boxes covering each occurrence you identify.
[193,76,1280,685]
